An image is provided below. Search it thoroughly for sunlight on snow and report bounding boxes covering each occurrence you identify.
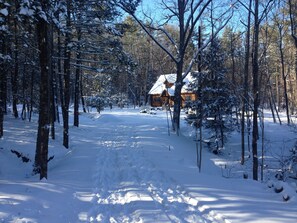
[74,192,94,202]
[0,193,31,205]
[97,191,153,205]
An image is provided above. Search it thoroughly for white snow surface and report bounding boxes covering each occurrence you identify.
[0,108,296,223]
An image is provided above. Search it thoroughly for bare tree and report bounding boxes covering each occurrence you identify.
[288,0,297,90]
[238,0,252,165]
[275,15,291,124]
[251,0,274,181]
[118,0,233,133]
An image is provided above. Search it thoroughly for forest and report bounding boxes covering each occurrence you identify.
[0,0,297,181]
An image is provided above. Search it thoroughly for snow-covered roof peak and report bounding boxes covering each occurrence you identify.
[148,72,195,96]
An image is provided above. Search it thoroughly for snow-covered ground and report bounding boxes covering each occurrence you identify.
[0,107,296,223]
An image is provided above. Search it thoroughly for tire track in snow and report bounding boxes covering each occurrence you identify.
[87,121,229,223]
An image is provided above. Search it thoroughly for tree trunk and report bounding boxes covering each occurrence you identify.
[34,3,50,180]
[0,67,4,137]
[29,70,34,122]
[0,32,7,137]
[252,0,259,181]
[57,26,63,123]
[241,0,252,165]
[62,0,71,148]
[288,0,297,99]
[172,63,183,134]
[12,12,19,118]
[49,23,55,140]
[80,75,87,113]
[74,27,81,127]
[279,35,290,125]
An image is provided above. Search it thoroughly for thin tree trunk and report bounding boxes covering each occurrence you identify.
[12,8,19,118]
[269,96,276,123]
[241,0,252,165]
[0,32,6,137]
[21,57,27,120]
[279,47,290,125]
[74,27,81,127]
[270,84,282,124]
[288,0,297,99]
[252,0,259,181]
[29,70,34,122]
[49,23,55,140]
[0,68,4,137]
[57,28,63,124]
[80,75,87,113]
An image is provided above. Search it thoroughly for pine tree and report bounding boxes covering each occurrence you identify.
[191,38,238,150]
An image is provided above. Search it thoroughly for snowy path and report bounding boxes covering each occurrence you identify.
[86,114,228,223]
[1,109,296,223]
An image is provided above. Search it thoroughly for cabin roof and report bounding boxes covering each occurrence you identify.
[148,72,195,96]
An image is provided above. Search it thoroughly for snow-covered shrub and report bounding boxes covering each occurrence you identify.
[84,95,106,113]
[274,141,297,181]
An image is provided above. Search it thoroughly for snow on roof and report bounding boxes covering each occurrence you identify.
[148,72,195,96]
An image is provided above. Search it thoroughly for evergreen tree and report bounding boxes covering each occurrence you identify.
[191,38,238,150]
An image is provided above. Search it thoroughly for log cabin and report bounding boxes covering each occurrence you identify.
[148,73,197,108]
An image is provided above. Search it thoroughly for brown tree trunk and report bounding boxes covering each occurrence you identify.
[34,1,50,179]
[279,32,290,125]
[252,0,259,181]
[288,0,297,100]
[172,63,183,134]
[74,27,81,127]
[49,23,55,139]
[0,67,4,137]
[62,0,71,148]
[241,0,252,165]
[57,26,63,123]
[0,30,7,137]
[29,70,34,122]
[12,9,19,118]
[80,76,87,113]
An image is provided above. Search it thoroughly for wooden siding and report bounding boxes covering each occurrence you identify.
[150,92,197,108]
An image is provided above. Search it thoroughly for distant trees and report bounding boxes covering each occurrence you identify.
[119,0,233,133]
[0,0,138,179]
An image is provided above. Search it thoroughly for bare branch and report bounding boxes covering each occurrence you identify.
[182,13,233,79]
[237,0,255,16]
[145,25,179,53]
[184,0,212,51]
[130,13,178,63]
[259,0,275,24]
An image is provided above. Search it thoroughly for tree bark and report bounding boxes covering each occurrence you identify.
[172,66,183,134]
[252,0,259,181]
[279,27,290,125]
[241,0,252,165]
[12,7,19,118]
[0,30,7,137]
[74,26,81,127]
[49,23,55,139]
[288,0,297,98]
[62,0,71,148]
[34,1,50,179]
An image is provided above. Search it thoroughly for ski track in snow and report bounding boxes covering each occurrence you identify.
[87,120,230,223]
